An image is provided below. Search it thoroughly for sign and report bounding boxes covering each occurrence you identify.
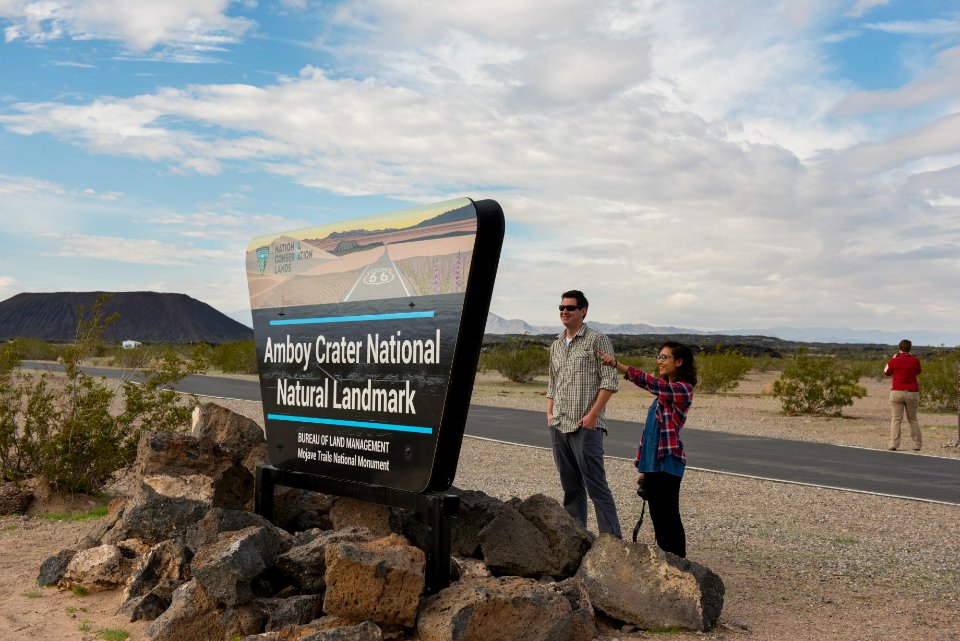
[245,198,503,492]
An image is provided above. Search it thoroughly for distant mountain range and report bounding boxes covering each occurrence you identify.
[483,313,693,337]
[225,308,957,347]
[484,313,959,347]
[0,292,254,344]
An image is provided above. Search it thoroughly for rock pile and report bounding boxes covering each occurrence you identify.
[37,402,725,640]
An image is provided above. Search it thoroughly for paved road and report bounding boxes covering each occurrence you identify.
[23,361,960,504]
[466,405,960,505]
[342,247,416,302]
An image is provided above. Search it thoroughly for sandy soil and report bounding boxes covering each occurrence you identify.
[1,369,958,640]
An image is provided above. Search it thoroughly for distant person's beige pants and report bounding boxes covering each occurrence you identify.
[889,390,921,450]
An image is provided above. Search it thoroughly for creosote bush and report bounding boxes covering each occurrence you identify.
[696,348,752,393]
[479,336,549,383]
[0,294,202,494]
[919,347,960,412]
[195,339,258,375]
[772,350,866,416]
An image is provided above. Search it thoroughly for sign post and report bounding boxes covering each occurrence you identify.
[245,198,503,592]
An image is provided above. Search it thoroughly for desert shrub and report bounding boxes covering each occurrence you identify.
[105,343,193,369]
[919,347,960,412]
[480,336,549,383]
[0,294,202,494]
[110,345,153,369]
[0,342,20,373]
[845,356,886,382]
[750,354,784,372]
[772,350,866,416]
[205,340,258,374]
[617,353,657,374]
[697,349,752,393]
[115,349,203,454]
[3,337,62,361]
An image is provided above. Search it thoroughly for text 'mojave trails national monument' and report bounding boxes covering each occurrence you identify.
[246,198,504,493]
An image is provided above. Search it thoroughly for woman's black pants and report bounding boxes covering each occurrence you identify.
[644,471,686,558]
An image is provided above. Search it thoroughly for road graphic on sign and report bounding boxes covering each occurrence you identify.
[342,247,415,302]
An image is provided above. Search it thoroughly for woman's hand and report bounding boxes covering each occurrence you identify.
[637,473,644,485]
[597,350,617,368]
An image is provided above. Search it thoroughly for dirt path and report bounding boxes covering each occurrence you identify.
[0,517,150,640]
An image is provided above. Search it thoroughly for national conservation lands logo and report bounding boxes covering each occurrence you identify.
[256,246,269,274]
[254,239,314,276]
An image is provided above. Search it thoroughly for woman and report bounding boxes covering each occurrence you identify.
[599,341,696,558]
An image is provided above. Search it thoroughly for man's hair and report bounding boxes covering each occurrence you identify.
[899,339,912,353]
[561,290,588,310]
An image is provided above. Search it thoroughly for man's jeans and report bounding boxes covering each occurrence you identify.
[551,426,622,537]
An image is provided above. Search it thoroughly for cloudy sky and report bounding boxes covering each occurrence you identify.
[1,1,959,341]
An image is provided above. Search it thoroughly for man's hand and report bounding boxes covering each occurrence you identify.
[579,412,599,430]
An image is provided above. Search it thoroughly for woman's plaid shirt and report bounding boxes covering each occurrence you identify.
[624,367,693,464]
[547,325,618,433]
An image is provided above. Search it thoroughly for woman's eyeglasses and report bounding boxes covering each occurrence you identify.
[656,354,673,361]
[558,305,582,311]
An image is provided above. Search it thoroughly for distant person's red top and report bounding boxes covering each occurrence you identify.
[884,353,921,391]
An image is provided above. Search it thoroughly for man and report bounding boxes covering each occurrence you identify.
[884,339,922,451]
[546,290,622,537]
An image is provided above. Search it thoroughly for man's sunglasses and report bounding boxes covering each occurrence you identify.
[558,305,582,312]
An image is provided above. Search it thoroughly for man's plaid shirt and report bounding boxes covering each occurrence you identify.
[547,324,618,433]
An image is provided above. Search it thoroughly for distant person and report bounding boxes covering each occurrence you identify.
[884,339,922,451]
[547,289,622,538]
[598,341,696,558]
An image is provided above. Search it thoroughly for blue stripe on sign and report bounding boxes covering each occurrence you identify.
[270,311,435,326]
[267,413,433,434]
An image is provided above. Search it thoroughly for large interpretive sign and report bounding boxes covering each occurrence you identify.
[245,198,503,493]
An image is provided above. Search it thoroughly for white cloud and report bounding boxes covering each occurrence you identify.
[336,0,598,44]
[822,112,960,178]
[0,175,66,196]
[0,0,253,52]
[150,212,244,227]
[42,232,229,265]
[51,60,96,68]
[0,275,19,301]
[845,0,890,19]
[864,18,960,36]
[515,38,651,104]
[666,292,698,308]
[834,46,960,116]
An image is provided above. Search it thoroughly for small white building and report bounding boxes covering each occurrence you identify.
[121,340,142,349]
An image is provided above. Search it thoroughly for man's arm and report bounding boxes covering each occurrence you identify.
[596,335,619,391]
[546,345,556,425]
